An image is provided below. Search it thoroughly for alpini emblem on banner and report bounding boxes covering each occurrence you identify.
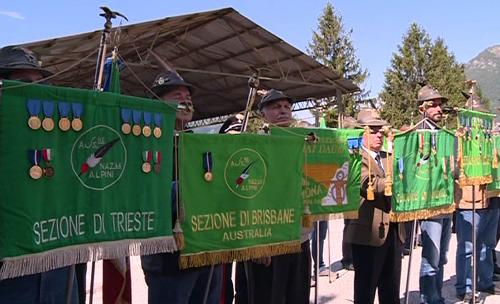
[71,125,127,190]
[224,148,267,199]
[322,161,349,206]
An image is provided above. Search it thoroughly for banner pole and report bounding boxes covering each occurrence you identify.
[240,72,259,304]
[241,73,259,132]
[472,185,477,304]
[88,7,127,304]
[404,219,417,304]
[314,221,319,304]
[327,219,332,283]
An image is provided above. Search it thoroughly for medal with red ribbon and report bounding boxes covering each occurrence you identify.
[142,151,152,173]
[153,151,162,173]
[42,148,54,178]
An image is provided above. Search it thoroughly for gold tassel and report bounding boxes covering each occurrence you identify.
[302,204,312,228]
[493,148,499,169]
[364,126,375,200]
[383,127,393,196]
[367,183,375,201]
[384,178,393,196]
[173,220,184,250]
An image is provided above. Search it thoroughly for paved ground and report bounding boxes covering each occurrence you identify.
[85,219,500,303]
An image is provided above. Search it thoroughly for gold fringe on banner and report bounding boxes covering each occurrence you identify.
[459,175,493,187]
[390,204,456,222]
[487,190,500,199]
[0,236,177,280]
[343,210,359,220]
[179,240,301,269]
[309,210,359,221]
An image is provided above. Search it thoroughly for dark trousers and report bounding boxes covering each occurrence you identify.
[235,262,248,304]
[311,221,328,270]
[352,224,402,304]
[248,241,311,304]
[75,263,87,304]
[491,198,500,266]
[342,219,353,264]
[220,263,234,304]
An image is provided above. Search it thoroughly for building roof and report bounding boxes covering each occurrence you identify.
[21,7,359,121]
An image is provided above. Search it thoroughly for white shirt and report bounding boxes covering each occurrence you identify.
[362,146,384,173]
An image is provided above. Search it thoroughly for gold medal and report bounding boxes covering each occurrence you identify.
[121,123,131,135]
[42,117,55,132]
[28,116,42,130]
[132,124,142,136]
[72,118,83,131]
[142,125,152,137]
[142,162,152,173]
[153,127,162,139]
[204,171,213,182]
[59,117,71,131]
[43,166,55,178]
[29,165,43,179]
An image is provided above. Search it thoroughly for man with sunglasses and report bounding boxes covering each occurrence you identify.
[141,71,222,304]
[0,45,79,304]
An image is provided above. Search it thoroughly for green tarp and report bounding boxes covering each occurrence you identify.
[0,80,176,279]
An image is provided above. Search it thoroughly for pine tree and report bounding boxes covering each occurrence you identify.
[378,23,485,128]
[308,2,368,126]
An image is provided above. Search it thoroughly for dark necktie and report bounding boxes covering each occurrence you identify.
[375,154,385,175]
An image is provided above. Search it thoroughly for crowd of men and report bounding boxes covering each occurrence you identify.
[1,45,500,304]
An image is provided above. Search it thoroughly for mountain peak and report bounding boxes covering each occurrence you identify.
[465,45,500,108]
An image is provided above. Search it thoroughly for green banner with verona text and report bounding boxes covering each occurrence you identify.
[271,127,363,220]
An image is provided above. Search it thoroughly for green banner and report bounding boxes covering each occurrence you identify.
[271,128,362,220]
[458,109,495,186]
[178,133,304,268]
[391,130,455,221]
[0,80,176,279]
[487,135,500,196]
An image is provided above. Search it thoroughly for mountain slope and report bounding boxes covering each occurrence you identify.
[465,45,500,109]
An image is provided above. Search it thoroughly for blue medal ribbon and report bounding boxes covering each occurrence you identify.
[121,109,131,124]
[72,103,83,118]
[154,113,162,128]
[42,101,54,118]
[27,99,41,116]
[143,112,152,127]
[28,149,41,166]
[132,110,142,125]
[203,152,213,172]
[58,102,70,118]
[398,157,404,180]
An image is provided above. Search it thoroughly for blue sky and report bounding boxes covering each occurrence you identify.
[1,1,499,98]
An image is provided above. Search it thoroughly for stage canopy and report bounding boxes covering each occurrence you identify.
[21,7,358,125]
